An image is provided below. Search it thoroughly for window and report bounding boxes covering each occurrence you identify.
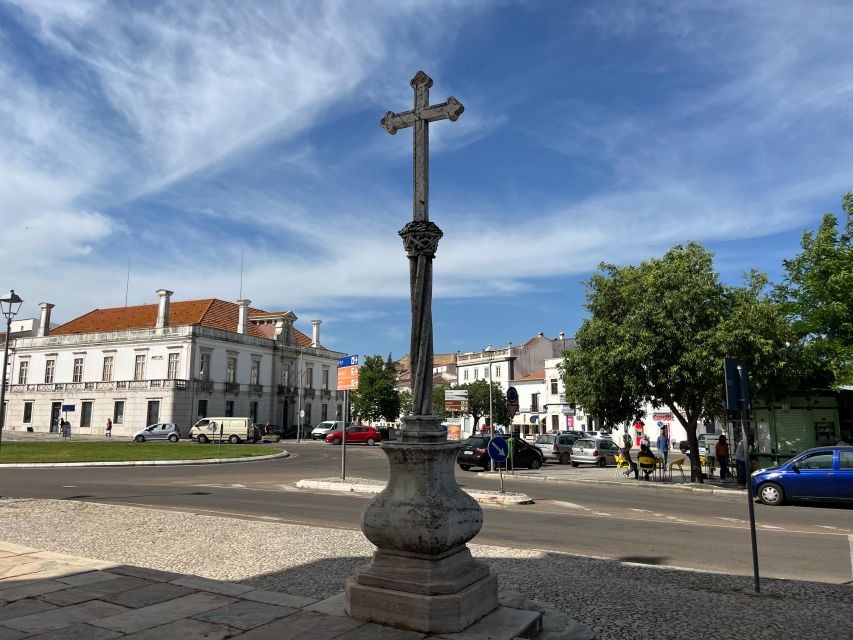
[495,365,501,377]
[306,367,314,389]
[17,361,28,385]
[463,370,469,381]
[197,399,207,418]
[474,368,479,379]
[322,404,328,421]
[305,403,312,424]
[113,401,125,424]
[797,452,834,470]
[550,379,558,394]
[73,358,84,383]
[102,356,114,382]
[44,359,55,384]
[840,451,853,468]
[282,368,290,386]
[199,352,211,380]
[551,415,559,430]
[322,368,329,390]
[250,401,258,423]
[336,404,342,420]
[225,400,234,417]
[134,355,145,380]
[226,356,237,384]
[81,401,93,428]
[23,402,33,423]
[168,353,180,380]
[531,393,540,412]
[250,360,260,386]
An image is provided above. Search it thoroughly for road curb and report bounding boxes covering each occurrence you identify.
[0,450,290,469]
[296,478,534,505]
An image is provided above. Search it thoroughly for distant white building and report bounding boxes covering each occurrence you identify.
[3,290,345,436]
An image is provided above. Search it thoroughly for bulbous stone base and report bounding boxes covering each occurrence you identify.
[346,415,499,633]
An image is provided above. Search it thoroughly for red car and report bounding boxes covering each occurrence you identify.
[325,426,381,446]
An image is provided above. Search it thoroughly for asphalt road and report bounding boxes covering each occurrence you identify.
[1,440,851,584]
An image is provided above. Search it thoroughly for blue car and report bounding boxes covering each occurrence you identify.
[750,446,853,506]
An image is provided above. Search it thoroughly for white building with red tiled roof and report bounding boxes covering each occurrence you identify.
[3,290,346,437]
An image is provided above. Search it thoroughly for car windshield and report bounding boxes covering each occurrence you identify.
[535,435,555,445]
[463,437,488,447]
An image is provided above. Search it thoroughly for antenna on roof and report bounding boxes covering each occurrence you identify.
[238,247,244,299]
[124,257,131,307]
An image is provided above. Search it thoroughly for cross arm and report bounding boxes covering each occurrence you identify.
[380,97,465,135]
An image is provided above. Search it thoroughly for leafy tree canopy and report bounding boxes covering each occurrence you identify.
[560,242,806,481]
[777,193,853,388]
[350,355,401,423]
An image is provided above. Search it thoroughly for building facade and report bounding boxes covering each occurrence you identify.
[3,291,345,437]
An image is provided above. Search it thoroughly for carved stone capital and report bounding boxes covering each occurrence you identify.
[399,220,443,258]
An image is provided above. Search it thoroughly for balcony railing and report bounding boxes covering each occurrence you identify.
[8,379,189,393]
[224,382,240,393]
[196,380,214,392]
[251,384,264,394]
[304,388,316,398]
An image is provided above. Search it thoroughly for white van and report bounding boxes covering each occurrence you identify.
[189,417,255,444]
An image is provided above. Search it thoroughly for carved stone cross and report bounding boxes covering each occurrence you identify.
[381,70,464,223]
[380,71,464,421]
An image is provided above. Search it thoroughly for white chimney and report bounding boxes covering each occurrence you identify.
[237,299,251,335]
[155,289,173,329]
[559,331,565,340]
[37,302,55,337]
[311,319,322,347]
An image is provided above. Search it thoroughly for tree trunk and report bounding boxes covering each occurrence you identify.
[685,416,703,483]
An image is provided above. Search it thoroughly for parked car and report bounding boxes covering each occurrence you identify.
[570,437,622,467]
[311,420,344,440]
[189,417,254,444]
[535,432,583,465]
[750,446,853,506]
[132,423,180,443]
[457,435,544,471]
[325,426,381,446]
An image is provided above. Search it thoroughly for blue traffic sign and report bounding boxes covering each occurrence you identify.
[487,437,509,463]
[62,404,75,412]
[338,354,359,368]
[506,386,519,404]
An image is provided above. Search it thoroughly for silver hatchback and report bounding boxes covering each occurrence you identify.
[132,423,181,443]
[570,437,620,467]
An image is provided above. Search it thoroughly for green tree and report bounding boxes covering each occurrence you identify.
[399,388,412,416]
[777,193,853,388]
[561,243,802,481]
[462,379,508,431]
[432,384,449,418]
[350,355,401,423]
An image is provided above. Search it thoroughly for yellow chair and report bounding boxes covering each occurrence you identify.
[637,455,657,480]
[669,458,686,481]
[614,454,630,477]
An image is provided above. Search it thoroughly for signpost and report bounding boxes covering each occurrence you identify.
[487,436,509,493]
[337,355,360,480]
[724,357,760,593]
[444,389,469,413]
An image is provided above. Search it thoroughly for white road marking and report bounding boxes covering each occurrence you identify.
[61,485,76,488]
[230,484,246,488]
[552,500,589,510]
[759,524,783,530]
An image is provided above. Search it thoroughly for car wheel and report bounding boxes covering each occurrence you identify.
[134,435,144,443]
[228,434,240,444]
[168,434,178,442]
[598,458,607,468]
[559,453,571,465]
[332,437,341,445]
[758,482,785,506]
[197,434,209,444]
[459,464,472,471]
[571,461,579,467]
[367,437,376,446]
[529,458,542,470]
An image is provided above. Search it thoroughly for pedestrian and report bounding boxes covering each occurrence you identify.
[716,435,730,481]
[620,441,638,479]
[641,433,650,449]
[106,418,112,438]
[734,437,748,486]
[656,430,670,465]
[61,419,70,439]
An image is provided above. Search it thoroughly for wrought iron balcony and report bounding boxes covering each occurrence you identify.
[8,379,190,393]
[224,382,240,393]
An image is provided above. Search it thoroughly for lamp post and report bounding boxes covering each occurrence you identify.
[0,290,23,455]
[484,345,495,471]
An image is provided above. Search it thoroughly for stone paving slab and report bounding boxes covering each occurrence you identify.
[27,622,124,639]
[191,600,297,630]
[40,576,153,606]
[122,618,231,639]
[91,591,237,635]
[98,581,194,608]
[3,599,130,634]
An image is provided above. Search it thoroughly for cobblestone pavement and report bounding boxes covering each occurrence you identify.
[0,498,849,639]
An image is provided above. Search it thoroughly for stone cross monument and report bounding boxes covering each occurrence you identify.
[345,71,499,634]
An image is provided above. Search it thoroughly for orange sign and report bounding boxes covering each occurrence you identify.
[338,365,360,391]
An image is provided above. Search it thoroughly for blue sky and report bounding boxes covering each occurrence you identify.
[1,1,851,360]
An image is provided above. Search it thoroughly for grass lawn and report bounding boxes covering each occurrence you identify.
[0,441,278,463]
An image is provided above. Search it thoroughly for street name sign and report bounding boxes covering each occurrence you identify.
[338,355,360,391]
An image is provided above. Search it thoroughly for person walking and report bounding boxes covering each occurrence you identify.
[656,430,670,465]
[716,435,730,481]
[620,441,638,479]
[105,418,112,438]
[734,437,748,486]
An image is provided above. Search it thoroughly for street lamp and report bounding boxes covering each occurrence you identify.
[484,344,495,471]
[0,290,23,455]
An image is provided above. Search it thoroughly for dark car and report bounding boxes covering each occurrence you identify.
[457,435,544,471]
[750,446,853,506]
